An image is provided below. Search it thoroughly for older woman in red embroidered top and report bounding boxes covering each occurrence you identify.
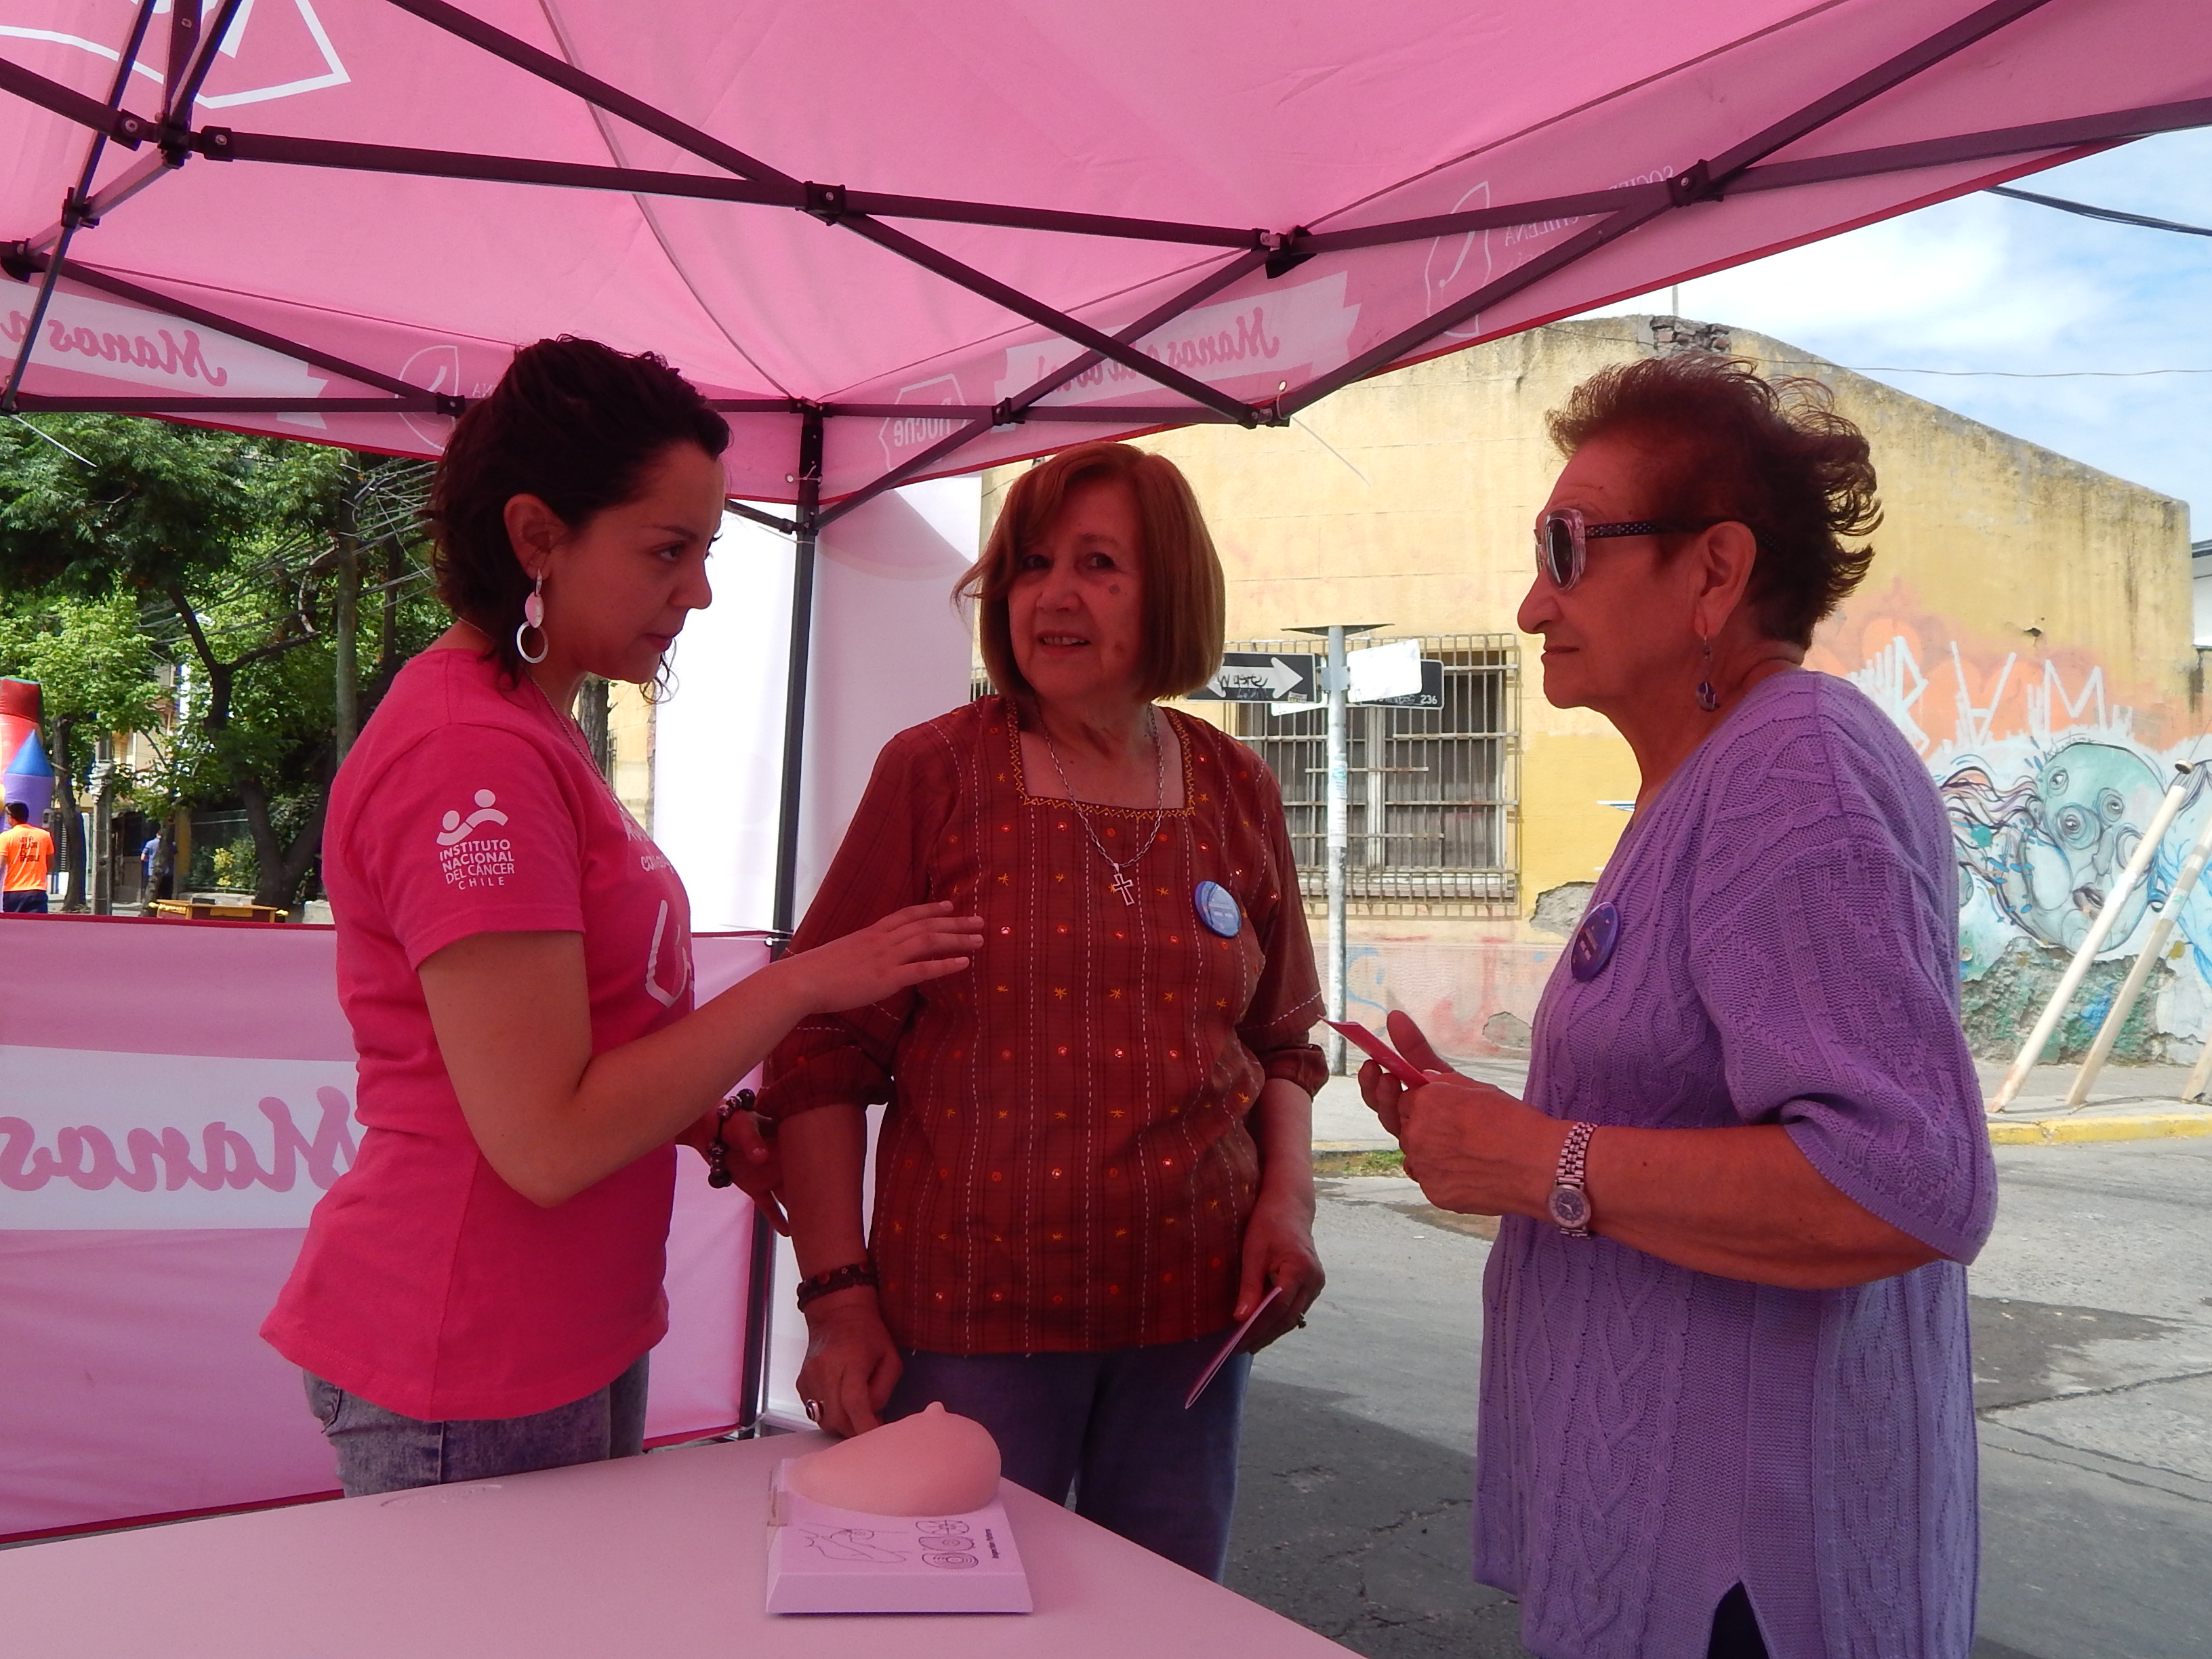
[759,441,1326,1579]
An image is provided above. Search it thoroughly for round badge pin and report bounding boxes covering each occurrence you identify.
[1194,880,1242,938]
[1569,901,1620,982]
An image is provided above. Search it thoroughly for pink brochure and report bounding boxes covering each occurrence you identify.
[1184,1285,1283,1409]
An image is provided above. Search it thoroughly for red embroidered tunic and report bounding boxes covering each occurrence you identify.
[760,697,1326,1355]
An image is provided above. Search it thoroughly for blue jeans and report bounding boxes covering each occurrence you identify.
[885,1332,1251,1581]
[303,1355,650,1497]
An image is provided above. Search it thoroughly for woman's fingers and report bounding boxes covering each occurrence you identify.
[867,1341,904,1416]
[714,1113,790,1232]
[1242,1257,1324,1352]
[1359,1059,1406,1137]
[1386,1010,1458,1078]
[837,1365,883,1437]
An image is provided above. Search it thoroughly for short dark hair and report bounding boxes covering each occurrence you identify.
[1547,353,1881,647]
[429,337,730,679]
[5,802,26,822]
[959,442,1225,703]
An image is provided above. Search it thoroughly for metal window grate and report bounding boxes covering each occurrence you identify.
[970,634,1519,912]
[1214,634,1518,907]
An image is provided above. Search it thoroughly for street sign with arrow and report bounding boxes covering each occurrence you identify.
[1189,651,1319,703]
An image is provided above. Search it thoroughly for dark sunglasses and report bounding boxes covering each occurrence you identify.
[1534,506,1723,590]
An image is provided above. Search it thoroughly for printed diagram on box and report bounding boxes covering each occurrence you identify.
[794,1519,982,1568]
[796,1528,906,1563]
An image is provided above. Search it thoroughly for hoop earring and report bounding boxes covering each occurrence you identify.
[1695,636,1719,713]
[515,571,548,665]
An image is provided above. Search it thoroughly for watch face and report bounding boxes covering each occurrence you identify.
[1548,1185,1591,1230]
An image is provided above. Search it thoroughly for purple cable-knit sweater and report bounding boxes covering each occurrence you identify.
[1478,670,1996,1659]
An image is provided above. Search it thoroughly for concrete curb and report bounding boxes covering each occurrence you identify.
[1985,1110,2212,1146]
[1313,1113,2212,1169]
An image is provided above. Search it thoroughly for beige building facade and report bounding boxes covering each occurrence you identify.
[986,316,2203,1063]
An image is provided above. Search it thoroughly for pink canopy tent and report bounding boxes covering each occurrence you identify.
[3,0,2211,1534]
[3,0,2210,921]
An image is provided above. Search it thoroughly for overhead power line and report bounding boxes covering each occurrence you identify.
[1843,364,2212,378]
[1985,184,2212,239]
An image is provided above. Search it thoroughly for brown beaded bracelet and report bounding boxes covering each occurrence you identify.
[703,1089,756,1189]
[795,1261,878,1310]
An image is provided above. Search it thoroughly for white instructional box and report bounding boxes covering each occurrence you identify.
[764,1460,1033,1615]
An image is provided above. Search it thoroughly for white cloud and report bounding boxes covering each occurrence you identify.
[1580,129,2212,533]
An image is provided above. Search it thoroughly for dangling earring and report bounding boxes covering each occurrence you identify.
[1695,636,1719,713]
[515,571,548,665]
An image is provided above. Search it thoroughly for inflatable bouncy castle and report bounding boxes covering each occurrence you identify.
[0,678,54,824]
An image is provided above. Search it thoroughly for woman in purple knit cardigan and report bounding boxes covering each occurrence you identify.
[1359,353,1996,1659]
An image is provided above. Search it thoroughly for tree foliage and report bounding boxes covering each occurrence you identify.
[0,414,445,909]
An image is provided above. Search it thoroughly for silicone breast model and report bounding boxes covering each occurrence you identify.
[786,1402,1002,1516]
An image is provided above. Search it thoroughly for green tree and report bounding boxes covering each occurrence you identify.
[0,589,165,905]
[0,415,441,911]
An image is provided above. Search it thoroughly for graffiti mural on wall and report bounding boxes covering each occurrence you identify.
[1812,581,2210,1058]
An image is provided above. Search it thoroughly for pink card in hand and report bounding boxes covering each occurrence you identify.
[1184,1284,1284,1409]
[1323,1019,1429,1087]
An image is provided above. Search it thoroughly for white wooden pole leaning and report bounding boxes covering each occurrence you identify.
[2067,795,2212,1106]
[1988,771,2191,1113]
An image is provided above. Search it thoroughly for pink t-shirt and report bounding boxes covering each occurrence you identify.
[263,645,695,1420]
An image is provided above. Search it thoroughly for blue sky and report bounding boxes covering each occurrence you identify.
[1583,128,2212,539]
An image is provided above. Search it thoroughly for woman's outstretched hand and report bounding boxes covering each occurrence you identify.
[783,901,984,1015]
[795,1291,902,1439]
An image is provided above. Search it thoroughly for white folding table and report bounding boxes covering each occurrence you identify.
[0,1432,1357,1658]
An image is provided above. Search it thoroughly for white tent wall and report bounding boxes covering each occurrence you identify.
[796,477,983,909]
[651,509,795,934]
[652,479,978,1433]
[654,479,979,937]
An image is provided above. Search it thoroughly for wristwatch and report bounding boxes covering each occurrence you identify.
[1547,1122,1597,1237]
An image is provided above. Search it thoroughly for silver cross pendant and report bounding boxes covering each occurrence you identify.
[1109,870,1138,905]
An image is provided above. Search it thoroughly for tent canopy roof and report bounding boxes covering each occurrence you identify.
[1,0,2208,518]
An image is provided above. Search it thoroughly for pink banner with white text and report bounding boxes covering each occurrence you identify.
[0,916,767,1539]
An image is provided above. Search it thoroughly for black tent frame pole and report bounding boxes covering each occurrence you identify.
[0,0,158,412]
[771,406,826,939]
[1,5,2206,450]
[737,403,824,1439]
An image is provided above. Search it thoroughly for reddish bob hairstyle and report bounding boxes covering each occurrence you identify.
[958,441,1226,704]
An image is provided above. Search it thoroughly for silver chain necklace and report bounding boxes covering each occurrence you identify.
[1040,707,1166,906]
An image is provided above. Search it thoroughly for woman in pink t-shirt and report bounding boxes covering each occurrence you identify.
[264,338,980,1496]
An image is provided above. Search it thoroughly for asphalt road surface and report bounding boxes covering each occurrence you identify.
[1225,1137,2212,1658]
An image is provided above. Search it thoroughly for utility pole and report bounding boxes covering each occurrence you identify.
[1292,623,1385,1073]
[88,734,114,916]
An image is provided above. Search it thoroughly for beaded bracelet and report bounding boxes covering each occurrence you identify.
[704,1088,756,1189]
[796,1261,878,1310]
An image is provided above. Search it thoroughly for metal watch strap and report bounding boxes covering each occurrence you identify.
[1550,1121,1597,1237]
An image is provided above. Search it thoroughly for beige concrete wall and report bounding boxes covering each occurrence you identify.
[607,680,655,834]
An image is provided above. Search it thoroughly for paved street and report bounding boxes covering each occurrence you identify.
[1229,1093,2212,1658]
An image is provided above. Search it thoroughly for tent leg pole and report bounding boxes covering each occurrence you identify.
[733,1204,779,1438]
[739,407,824,1439]
[770,407,824,939]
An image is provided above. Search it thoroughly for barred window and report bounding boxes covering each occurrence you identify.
[1215,635,1517,908]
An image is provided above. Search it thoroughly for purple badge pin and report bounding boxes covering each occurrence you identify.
[1570,901,1620,981]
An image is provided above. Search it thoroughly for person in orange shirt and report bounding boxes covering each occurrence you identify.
[0,801,54,914]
